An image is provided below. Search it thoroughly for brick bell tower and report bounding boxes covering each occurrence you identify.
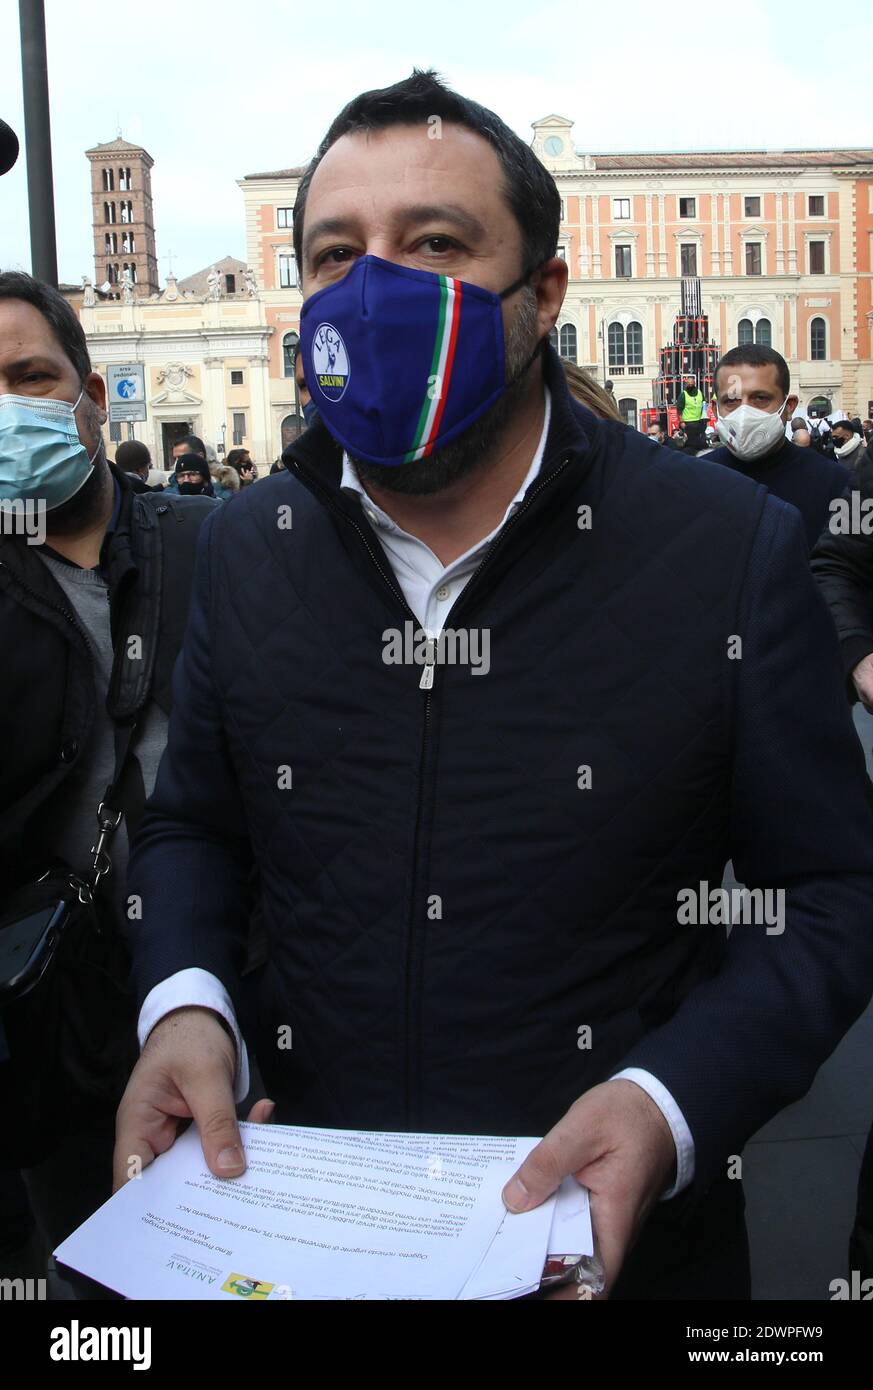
[85,137,159,297]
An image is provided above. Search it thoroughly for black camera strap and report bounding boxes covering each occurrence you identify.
[69,720,143,907]
[71,490,163,906]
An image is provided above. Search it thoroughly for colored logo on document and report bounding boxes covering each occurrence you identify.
[221,1273,274,1299]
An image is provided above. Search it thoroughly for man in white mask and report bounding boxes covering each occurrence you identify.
[709,345,850,551]
[830,419,867,477]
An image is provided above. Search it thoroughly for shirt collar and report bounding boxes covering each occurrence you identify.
[341,386,553,538]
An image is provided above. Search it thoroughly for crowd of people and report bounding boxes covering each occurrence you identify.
[2,67,873,1305]
[113,434,260,499]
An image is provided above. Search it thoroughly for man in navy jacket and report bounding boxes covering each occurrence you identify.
[118,73,873,1301]
[707,344,849,551]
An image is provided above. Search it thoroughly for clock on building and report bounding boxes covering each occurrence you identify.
[544,135,564,156]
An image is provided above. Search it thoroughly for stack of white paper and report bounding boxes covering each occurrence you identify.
[55,1123,592,1300]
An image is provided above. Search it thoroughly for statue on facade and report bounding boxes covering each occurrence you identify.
[207,265,221,301]
[243,266,258,298]
[120,267,134,304]
[81,275,96,307]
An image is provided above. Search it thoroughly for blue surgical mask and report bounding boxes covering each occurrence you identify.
[300,255,533,466]
[0,389,100,510]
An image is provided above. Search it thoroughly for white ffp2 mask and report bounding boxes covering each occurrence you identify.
[716,398,788,461]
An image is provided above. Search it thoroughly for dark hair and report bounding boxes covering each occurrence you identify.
[293,69,560,279]
[226,447,250,472]
[832,418,861,436]
[175,434,206,457]
[715,344,790,397]
[0,270,91,382]
[115,439,151,472]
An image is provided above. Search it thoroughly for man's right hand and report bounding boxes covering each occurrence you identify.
[112,1006,274,1192]
[852,652,873,710]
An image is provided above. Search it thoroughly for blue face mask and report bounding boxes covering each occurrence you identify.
[300,255,532,466]
[0,389,100,510]
[302,400,319,428]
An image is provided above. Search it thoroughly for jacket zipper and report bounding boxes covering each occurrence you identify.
[288,451,572,1126]
[0,556,93,649]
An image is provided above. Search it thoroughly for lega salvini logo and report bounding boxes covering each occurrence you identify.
[312,323,350,400]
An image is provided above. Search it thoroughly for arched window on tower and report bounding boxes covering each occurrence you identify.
[102,167,114,192]
[119,167,131,190]
[559,323,578,363]
[122,231,136,254]
[283,330,299,379]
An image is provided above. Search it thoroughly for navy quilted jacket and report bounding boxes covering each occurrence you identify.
[129,347,873,1195]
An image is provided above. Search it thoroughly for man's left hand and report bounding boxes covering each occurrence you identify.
[501,1078,677,1300]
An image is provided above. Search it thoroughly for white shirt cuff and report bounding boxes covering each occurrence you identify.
[138,967,250,1104]
[611,1067,695,1198]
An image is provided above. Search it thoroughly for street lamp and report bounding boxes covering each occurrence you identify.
[219,421,226,457]
[18,0,58,285]
[289,339,302,438]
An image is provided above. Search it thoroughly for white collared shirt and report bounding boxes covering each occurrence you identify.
[340,387,552,635]
[139,383,694,1197]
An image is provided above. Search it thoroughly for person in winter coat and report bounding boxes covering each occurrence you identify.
[116,70,873,1303]
[0,270,227,1270]
[831,419,872,490]
[173,453,216,498]
[707,345,849,551]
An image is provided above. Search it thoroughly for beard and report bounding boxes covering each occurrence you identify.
[352,288,542,497]
[44,456,109,534]
[44,401,111,535]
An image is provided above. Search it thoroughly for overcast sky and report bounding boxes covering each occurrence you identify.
[1,0,870,286]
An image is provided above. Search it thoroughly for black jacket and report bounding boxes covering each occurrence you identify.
[0,464,217,892]
[707,437,849,551]
[840,435,873,493]
[129,345,873,1208]
[811,438,873,685]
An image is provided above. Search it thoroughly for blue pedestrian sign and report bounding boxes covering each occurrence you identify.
[108,363,147,422]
